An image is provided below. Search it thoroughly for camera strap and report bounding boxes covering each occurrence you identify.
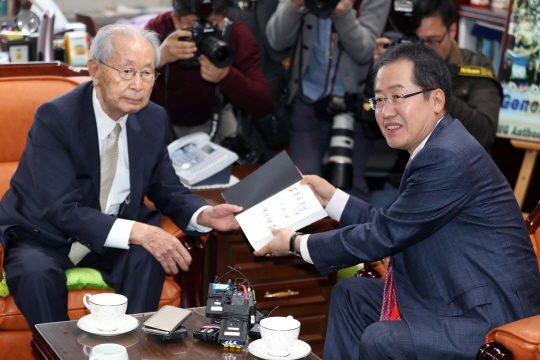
[297,0,364,105]
[209,18,234,140]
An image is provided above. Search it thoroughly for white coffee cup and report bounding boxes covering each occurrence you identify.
[83,293,128,332]
[260,315,301,357]
[89,343,128,360]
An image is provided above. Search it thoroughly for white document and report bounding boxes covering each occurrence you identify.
[235,180,327,251]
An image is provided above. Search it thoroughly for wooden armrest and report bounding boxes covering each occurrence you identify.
[356,257,390,279]
[175,235,206,308]
[476,342,513,360]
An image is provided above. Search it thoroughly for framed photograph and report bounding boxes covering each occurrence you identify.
[497,0,540,142]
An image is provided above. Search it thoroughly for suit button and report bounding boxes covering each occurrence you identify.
[306,24,312,30]
[33,229,40,233]
[67,238,74,244]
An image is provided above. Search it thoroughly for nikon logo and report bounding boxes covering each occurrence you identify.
[459,66,493,78]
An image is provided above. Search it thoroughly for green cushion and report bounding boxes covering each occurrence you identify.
[0,270,8,297]
[0,268,112,297]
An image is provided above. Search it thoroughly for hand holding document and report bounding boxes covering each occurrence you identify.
[222,152,327,251]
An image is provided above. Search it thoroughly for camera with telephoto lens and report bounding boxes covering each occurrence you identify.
[177,0,235,68]
[326,113,355,190]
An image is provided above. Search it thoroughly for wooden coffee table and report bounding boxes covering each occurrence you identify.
[32,307,322,360]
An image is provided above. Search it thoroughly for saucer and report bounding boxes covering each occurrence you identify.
[77,314,139,337]
[248,339,311,360]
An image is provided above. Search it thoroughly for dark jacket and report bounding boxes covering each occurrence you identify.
[309,114,540,359]
[0,82,208,252]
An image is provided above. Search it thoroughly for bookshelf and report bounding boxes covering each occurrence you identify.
[457,5,508,77]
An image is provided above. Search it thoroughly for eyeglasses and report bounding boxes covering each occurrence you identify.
[98,61,160,82]
[424,31,448,47]
[368,89,435,111]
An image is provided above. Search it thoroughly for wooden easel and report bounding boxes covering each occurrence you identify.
[511,139,540,215]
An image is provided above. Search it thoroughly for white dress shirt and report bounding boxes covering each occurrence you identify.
[300,116,444,263]
[68,89,211,263]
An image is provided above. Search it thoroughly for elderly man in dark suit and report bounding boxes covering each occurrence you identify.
[255,43,540,359]
[0,24,242,331]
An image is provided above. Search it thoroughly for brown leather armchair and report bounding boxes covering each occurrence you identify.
[0,75,207,360]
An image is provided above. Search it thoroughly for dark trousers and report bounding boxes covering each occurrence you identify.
[4,228,165,331]
[289,97,373,201]
[324,277,416,360]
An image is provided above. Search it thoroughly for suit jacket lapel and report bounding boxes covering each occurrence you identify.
[78,83,101,203]
[125,113,143,218]
[398,114,454,195]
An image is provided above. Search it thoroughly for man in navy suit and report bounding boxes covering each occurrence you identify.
[255,43,540,359]
[0,24,242,331]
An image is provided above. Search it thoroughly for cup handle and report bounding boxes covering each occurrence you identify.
[83,345,92,356]
[82,294,92,310]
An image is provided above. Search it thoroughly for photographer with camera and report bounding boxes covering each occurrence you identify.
[265,0,390,201]
[145,0,272,141]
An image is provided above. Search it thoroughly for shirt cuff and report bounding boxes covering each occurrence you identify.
[187,205,213,233]
[300,234,313,264]
[104,219,135,249]
[325,188,350,221]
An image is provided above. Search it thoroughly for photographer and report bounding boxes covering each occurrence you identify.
[145,0,272,139]
[265,0,390,201]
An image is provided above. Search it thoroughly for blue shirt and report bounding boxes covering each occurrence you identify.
[301,18,345,101]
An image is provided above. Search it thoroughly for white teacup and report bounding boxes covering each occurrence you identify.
[89,343,128,360]
[83,293,128,332]
[260,315,301,357]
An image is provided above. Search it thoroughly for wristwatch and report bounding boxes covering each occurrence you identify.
[289,232,303,258]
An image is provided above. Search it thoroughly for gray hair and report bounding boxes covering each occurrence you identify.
[90,24,161,68]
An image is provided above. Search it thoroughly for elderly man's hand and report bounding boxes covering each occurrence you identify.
[301,175,336,208]
[199,55,230,83]
[253,227,296,257]
[129,222,192,275]
[374,37,390,62]
[158,30,197,68]
[197,204,243,231]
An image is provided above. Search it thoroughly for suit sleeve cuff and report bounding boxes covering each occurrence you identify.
[104,219,135,249]
[188,205,213,233]
[325,188,350,221]
[300,234,313,264]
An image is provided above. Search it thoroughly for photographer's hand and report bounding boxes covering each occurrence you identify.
[291,0,305,11]
[158,30,197,68]
[199,55,230,83]
[331,0,351,15]
[374,37,390,62]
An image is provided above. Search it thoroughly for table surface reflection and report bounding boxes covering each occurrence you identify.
[33,307,321,360]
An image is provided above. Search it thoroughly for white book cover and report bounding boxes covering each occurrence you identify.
[222,152,327,251]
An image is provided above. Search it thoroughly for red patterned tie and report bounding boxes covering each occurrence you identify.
[380,156,410,321]
[379,258,402,321]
